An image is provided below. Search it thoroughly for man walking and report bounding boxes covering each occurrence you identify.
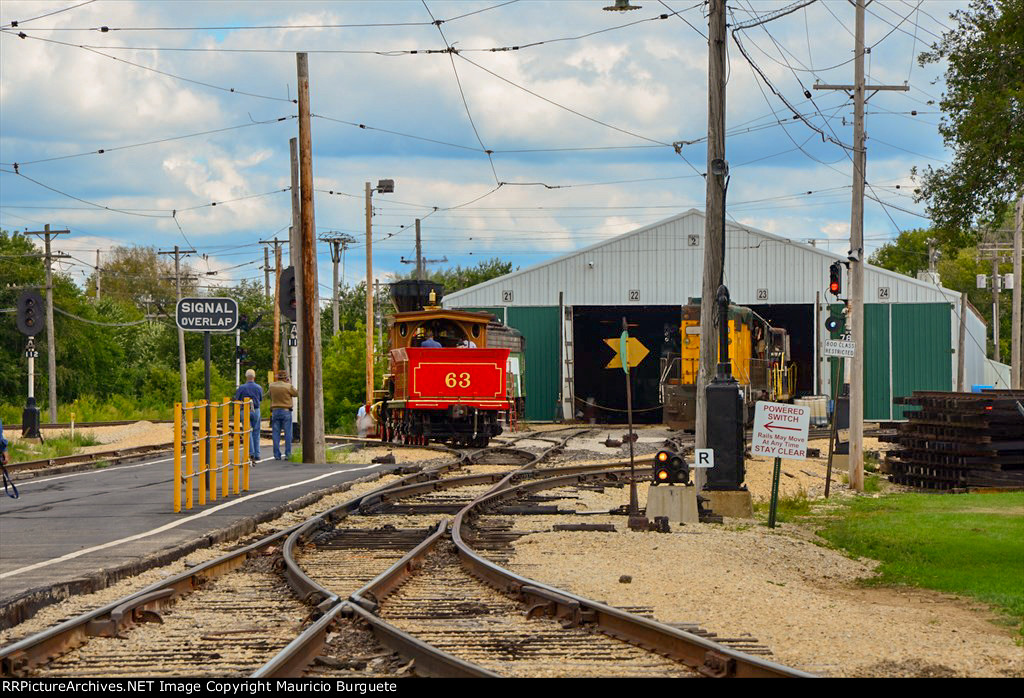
[269,370,298,460]
[234,369,263,461]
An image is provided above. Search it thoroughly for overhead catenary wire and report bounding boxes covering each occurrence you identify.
[3,116,296,167]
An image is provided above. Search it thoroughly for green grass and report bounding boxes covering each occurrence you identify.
[7,432,102,464]
[817,491,1024,637]
[754,490,813,523]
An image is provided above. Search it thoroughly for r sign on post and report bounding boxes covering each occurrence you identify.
[693,448,715,468]
[752,401,810,460]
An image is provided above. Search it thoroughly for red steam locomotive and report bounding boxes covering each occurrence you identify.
[377,281,509,447]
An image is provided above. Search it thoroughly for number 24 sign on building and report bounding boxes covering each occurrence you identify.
[752,401,811,460]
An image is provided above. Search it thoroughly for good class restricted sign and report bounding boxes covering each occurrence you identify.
[752,401,811,461]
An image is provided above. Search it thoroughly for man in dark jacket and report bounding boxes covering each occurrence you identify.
[234,369,263,460]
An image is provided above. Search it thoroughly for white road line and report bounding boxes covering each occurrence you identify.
[18,458,174,487]
[15,447,283,488]
[0,463,383,580]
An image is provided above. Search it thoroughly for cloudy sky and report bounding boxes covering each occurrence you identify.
[0,0,964,296]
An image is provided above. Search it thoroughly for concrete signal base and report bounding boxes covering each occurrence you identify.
[646,484,699,524]
[706,489,754,519]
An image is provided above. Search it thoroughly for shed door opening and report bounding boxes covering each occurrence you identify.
[571,305,680,424]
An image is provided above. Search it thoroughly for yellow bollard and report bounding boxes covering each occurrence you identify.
[184,402,194,510]
[222,399,230,498]
[173,402,182,513]
[198,400,207,507]
[208,401,217,502]
[233,400,241,495]
[243,398,252,491]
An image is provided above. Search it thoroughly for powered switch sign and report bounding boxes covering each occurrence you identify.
[752,401,810,460]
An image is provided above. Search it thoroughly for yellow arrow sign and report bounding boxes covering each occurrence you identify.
[604,337,650,369]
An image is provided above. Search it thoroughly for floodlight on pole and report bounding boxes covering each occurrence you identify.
[603,0,641,10]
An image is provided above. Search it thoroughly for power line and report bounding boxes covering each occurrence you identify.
[2,0,96,28]
[4,116,295,167]
[422,0,500,185]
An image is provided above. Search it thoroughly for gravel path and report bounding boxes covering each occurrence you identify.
[497,480,1024,678]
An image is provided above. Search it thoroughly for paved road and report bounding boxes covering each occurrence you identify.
[0,449,395,613]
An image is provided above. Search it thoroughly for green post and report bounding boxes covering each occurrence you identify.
[825,357,845,498]
[768,456,782,528]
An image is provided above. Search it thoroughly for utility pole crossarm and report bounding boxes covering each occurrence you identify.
[813,83,909,91]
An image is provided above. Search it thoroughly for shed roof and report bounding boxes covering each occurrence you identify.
[444,209,961,308]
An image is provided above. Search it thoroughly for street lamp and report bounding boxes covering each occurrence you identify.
[603,0,642,10]
[366,179,395,408]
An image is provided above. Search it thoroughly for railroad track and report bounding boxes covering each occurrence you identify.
[5,420,175,434]
[271,431,812,678]
[0,442,477,677]
[1,428,813,678]
[0,434,577,677]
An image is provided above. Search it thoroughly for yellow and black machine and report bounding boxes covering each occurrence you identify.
[660,301,796,431]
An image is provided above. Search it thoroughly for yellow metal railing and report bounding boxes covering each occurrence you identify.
[173,398,253,513]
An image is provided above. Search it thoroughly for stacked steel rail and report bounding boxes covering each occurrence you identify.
[882,390,1024,490]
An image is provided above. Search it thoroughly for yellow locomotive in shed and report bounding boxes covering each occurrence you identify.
[660,301,795,431]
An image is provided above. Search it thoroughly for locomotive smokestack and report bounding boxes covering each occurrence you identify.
[389,279,445,313]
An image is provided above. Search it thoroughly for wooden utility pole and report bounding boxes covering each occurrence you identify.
[695,0,728,491]
[1013,194,1023,389]
[957,291,968,391]
[95,250,101,302]
[416,219,423,280]
[365,181,374,407]
[259,237,287,372]
[274,245,282,373]
[290,138,303,403]
[27,225,69,423]
[993,256,1001,363]
[160,245,195,409]
[296,52,326,463]
[814,0,907,492]
[263,246,271,300]
[401,219,446,278]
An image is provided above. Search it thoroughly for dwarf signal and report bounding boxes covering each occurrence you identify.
[652,450,690,485]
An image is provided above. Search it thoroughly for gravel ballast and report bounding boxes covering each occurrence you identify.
[498,479,1023,678]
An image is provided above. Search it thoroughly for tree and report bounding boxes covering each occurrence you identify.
[870,229,1013,360]
[914,0,1024,244]
[868,228,933,277]
[322,323,386,432]
[418,258,515,295]
[86,245,196,310]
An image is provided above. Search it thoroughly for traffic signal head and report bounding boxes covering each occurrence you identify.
[16,289,44,336]
[235,345,249,361]
[279,266,297,321]
[829,262,842,296]
[652,450,690,485]
[825,312,846,336]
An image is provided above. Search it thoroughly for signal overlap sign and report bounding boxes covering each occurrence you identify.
[752,401,810,460]
[176,298,239,332]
